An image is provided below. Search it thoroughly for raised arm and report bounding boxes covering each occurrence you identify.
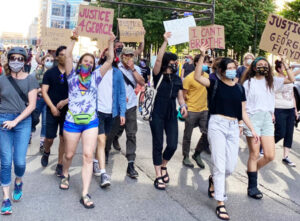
[65,28,78,76]
[281,57,295,84]
[153,32,171,75]
[35,47,43,65]
[99,32,116,77]
[194,44,210,87]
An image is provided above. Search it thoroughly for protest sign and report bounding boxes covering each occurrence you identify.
[97,37,109,53]
[118,18,145,43]
[189,25,225,50]
[77,5,114,39]
[259,14,300,62]
[40,27,70,50]
[163,16,196,46]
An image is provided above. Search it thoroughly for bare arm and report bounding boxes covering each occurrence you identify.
[242,101,259,142]
[153,32,171,75]
[134,41,144,57]
[181,68,185,82]
[183,89,187,101]
[65,29,78,76]
[35,48,43,65]
[194,44,210,87]
[281,57,295,84]
[177,90,188,118]
[99,32,116,77]
[42,84,55,110]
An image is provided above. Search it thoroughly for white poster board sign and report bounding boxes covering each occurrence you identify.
[163,16,196,46]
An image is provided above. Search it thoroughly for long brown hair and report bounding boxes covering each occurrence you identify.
[240,57,274,90]
[75,53,96,72]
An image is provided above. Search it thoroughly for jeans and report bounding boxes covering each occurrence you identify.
[275,108,295,148]
[35,97,47,137]
[182,111,209,157]
[0,113,31,186]
[150,113,178,166]
[208,115,239,201]
[106,107,137,162]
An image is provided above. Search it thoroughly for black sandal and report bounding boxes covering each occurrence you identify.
[59,174,70,190]
[154,177,166,190]
[161,167,169,183]
[248,187,263,199]
[216,205,230,220]
[80,194,95,209]
[208,175,214,198]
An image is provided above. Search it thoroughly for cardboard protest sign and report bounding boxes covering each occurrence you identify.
[40,27,70,50]
[77,5,114,39]
[259,14,300,62]
[97,37,109,53]
[163,16,196,46]
[118,19,145,43]
[189,25,225,50]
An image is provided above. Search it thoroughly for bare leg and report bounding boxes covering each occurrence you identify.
[96,134,106,170]
[58,135,65,165]
[246,137,260,172]
[43,138,54,153]
[257,136,275,170]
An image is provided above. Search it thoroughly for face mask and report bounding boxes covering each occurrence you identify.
[247,59,253,65]
[225,69,237,80]
[294,67,300,72]
[202,65,209,72]
[116,47,123,56]
[44,61,53,69]
[185,58,190,63]
[257,66,269,76]
[168,63,177,74]
[140,61,146,67]
[58,56,65,66]
[9,60,24,73]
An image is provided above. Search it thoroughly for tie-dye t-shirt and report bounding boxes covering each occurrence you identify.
[66,68,102,123]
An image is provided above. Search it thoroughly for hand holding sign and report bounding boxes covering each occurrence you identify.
[72,27,79,39]
[163,32,172,42]
[109,32,116,43]
[199,43,210,56]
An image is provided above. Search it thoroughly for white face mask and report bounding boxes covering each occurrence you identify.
[44,61,53,69]
[9,60,24,73]
[246,59,253,65]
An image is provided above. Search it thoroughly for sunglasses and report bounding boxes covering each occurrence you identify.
[59,73,65,84]
[10,56,24,62]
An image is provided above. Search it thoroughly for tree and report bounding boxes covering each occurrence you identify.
[280,0,300,23]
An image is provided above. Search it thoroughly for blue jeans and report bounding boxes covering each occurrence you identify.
[35,97,47,137]
[0,113,31,186]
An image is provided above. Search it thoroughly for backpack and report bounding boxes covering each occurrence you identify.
[139,74,163,121]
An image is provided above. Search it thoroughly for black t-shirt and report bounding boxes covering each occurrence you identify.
[42,66,68,106]
[207,79,246,121]
[183,63,195,77]
[236,66,247,80]
[153,73,183,119]
[139,65,150,83]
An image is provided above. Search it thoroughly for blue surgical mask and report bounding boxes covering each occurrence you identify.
[45,61,53,69]
[225,70,237,80]
[185,58,190,63]
[202,65,209,72]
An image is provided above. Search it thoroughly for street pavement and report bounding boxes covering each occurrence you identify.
[2,114,300,221]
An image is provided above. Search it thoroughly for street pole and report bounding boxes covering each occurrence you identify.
[254,14,257,56]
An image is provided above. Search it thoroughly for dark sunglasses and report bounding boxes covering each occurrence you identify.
[59,73,65,84]
[10,56,24,62]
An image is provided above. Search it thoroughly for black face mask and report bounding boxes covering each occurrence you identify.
[168,63,177,74]
[116,47,123,55]
[257,66,269,76]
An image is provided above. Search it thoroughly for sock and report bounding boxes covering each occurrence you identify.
[93,159,98,163]
[100,169,106,174]
[247,171,258,190]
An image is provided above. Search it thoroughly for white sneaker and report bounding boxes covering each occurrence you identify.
[282,157,296,167]
[93,162,101,176]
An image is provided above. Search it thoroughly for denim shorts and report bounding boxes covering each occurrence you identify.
[63,118,99,133]
[243,111,274,137]
[97,112,113,135]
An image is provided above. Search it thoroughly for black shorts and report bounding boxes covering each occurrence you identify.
[45,107,67,139]
[97,112,113,135]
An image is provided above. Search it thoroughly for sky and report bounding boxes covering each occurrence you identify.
[0,0,294,37]
[0,0,39,36]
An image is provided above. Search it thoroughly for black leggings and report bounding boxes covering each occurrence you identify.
[150,114,178,166]
[275,108,295,148]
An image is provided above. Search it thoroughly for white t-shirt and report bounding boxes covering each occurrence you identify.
[275,81,294,109]
[118,63,142,110]
[97,68,113,114]
[243,77,284,114]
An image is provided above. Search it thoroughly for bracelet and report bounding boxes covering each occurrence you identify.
[238,123,244,127]
[180,104,188,110]
[70,36,78,41]
[131,69,136,72]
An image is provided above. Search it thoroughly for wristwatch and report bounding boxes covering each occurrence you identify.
[131,68,136,72]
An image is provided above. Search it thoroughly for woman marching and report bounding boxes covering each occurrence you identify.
[194,44,258,220]
[241,56,295,200]
[150,32,188,190]
[59,28,115,209]
[0,47,39,215]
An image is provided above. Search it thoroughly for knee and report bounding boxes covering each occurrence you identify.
[97,136,106,148]
[249,151,260,161]
[44,138,54,145]
[126,132,136,139]
[64,152,74,161]
[83,153,93,164]
[264,152,275,162]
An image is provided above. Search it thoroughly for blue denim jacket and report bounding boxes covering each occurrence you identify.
[112,67,126,117]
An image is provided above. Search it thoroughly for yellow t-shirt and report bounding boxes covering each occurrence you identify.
[183,72,208,112]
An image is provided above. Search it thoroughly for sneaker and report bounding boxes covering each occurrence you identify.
[182,156,194,168]
[93,162,101,177]
[113,139,121,151]
[127,162,139,179]
[55,164,63,177]
[41,151,50,167]
[282,157,296,167]
[1,199,12,215]
[12,181,23,201]
[100,173,111,188]
[192,153,205,169]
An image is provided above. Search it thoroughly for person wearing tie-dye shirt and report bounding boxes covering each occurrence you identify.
[59,28,116,209]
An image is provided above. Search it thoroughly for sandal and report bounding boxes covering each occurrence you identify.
[154,177,166,190]
[59,175,70,190]
[80,194,95,209]
[216,205,230,220]
[248,187,263,199]
[208,175,215,198]
[161,167,169,183]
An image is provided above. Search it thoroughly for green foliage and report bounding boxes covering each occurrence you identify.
[280,0,300,23]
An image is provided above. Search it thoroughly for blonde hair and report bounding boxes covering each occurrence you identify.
[244,52,255,60]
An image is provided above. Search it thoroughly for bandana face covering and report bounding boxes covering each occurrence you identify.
[77,64,92,95]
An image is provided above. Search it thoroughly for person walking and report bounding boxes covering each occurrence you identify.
[236,53,255,82]
[181,55,194,81]
[0,47,38,215]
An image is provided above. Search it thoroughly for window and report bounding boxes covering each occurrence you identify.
[51,20,65,28]
[52,4,65,16]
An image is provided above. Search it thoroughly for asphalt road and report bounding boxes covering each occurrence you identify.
[2,114,300,221]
